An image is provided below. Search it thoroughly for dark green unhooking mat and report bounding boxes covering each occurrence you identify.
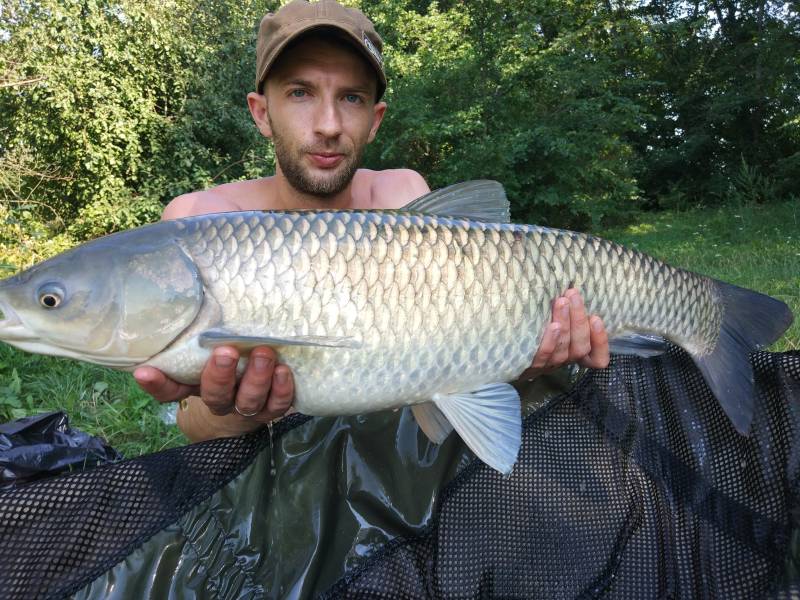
[0,348,799,599]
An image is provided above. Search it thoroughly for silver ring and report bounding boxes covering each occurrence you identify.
[234,405,260,418]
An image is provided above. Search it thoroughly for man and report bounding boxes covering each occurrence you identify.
[133,0,610,442]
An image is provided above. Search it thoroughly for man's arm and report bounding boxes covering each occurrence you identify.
[368,168,431,208]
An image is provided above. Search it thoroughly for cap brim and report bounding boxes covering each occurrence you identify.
[257,21,386,98]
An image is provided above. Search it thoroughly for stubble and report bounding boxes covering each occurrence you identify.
[269,114,364,198]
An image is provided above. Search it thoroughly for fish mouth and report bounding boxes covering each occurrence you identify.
[0,301,141,367]
[0,299,34,341]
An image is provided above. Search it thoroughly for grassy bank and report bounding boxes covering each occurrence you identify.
[0,345,186,456]
[0,199,797,456]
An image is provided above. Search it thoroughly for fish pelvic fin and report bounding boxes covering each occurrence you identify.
[695,281,793,435]
[412,402,454,444]
[432,383,521,475]
[608,333,670,357]
[404,181,511,223]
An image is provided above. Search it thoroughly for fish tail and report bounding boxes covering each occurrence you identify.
[694,280,793,435]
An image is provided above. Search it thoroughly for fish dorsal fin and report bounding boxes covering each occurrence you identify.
[404,180,510,223]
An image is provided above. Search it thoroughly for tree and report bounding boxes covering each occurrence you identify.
[632,0,800,205]
[364,0,648,227]
[0,0,277,242]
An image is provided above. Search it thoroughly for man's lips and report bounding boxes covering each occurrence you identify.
[308,152,345,168]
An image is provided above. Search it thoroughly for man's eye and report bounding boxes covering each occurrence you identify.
[290,89,306,98]
[345,94,362,104]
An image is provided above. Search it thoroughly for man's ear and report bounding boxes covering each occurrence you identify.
[367,101,387,144]
[247,92,273,139]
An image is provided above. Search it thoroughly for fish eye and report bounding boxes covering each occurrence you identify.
[40,294,60,308]
[37,283,65,309]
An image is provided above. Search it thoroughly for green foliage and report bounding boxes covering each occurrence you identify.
[1,0,798,240]
[632,1,800,207]
[0,367,33,422]
[0,0,278,247]
[364,0,648,227]
[137,0,279,201]
[0,201,73,271]
[1,1,190,216]
[729,157,779,206]
[66,193,164,240]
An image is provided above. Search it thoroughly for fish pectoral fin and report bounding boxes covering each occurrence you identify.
[412,402,454,444]
[404,181,511,223]
[198,331,362,350]
[432,383,521,475]
[608,333,669,358]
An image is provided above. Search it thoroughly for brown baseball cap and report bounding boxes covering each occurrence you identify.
[255,0,386,99]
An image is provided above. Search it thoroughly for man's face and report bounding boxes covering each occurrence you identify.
[256,35,386,198]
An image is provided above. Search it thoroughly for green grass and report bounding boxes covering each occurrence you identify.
[0,344,186,457]
[0,199,797,457]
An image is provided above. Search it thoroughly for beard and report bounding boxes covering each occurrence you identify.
[269,115,364,198]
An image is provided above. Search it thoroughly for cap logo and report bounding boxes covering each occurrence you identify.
[362,31,383,67]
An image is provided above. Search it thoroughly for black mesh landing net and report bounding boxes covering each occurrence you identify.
[0,348,798,599]
[327,349,800,599]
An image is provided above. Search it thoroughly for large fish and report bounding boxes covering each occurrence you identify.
[0,182,792,473]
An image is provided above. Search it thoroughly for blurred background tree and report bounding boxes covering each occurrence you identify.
[0,0,797,265]
[629,0,800,209]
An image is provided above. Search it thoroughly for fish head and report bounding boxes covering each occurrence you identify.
[0,235,203,368]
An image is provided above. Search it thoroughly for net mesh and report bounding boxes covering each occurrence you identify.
[0,413,305,599]
[0,348,798,599]
[323,348,800,598]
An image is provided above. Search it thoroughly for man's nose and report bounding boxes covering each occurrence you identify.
[313,98,343,138]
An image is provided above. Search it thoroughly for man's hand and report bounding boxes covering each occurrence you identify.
[134,346,294,440]
[520,288,610,380]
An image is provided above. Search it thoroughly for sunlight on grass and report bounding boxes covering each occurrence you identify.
[623,223,657,235]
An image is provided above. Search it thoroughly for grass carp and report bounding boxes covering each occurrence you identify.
[0,181,793,473]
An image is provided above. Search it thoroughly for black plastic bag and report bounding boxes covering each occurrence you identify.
[0,411,122,491]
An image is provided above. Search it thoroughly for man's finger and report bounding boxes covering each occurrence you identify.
[263,365,294,419]
[544,297,571,368]
[530,322,561,370]
[579,316,610,369]
[234,347,275,417]
[200,347,240,416]
[565,289,591,361]
[134,367,198,404]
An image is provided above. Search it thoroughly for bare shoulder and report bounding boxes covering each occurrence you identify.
[360,169,430,209]
[162,178,274,220]
[162,190,234,220]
